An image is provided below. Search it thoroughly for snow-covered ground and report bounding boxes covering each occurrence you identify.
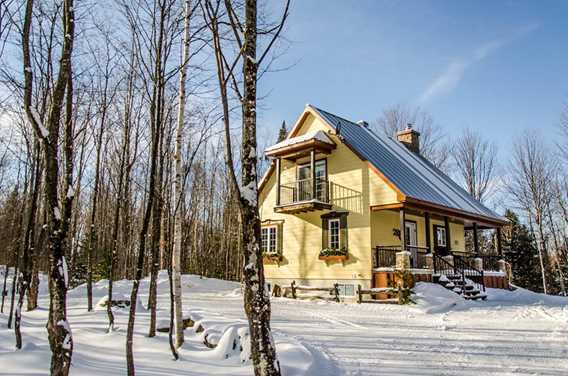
[1,271,568,375]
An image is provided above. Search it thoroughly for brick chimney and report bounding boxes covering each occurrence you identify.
[396,124,420,154]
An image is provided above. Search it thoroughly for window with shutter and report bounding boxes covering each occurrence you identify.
[321,212,349,253]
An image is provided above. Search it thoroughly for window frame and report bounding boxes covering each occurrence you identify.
[261,225,279,254]
[336,283,355,297]
[434,225,447,247]
[328,218,341,250]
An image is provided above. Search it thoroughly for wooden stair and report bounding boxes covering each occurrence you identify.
[437,274,487,301]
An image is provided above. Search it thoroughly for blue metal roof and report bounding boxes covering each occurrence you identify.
[310,105,504,223]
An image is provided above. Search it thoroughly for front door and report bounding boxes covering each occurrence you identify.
[404,221,418,249]
[405,221,418,267]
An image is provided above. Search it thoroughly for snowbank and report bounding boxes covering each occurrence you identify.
[412,282,568,314]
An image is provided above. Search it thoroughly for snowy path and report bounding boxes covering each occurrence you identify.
[185,283,568,376]
[1,273,567,375]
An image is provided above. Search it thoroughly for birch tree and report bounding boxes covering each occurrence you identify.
[509,132,555,294]
[172,0,192,349]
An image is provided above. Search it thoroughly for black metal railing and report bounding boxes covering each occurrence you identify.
[481,255,501,271]
[454,254,501,272]
[373,245,430,269]
[279,178,329,205]
[373,246,398,268]
[434,253,485,293]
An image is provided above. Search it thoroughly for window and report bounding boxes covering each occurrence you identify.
[297,160,327,201]
[321,212,349,251]
[336,284,355,296]
[436,227,447,247]
[329,218,340,249]
[261,226,278,253]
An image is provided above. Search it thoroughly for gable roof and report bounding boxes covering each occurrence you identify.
[260,104,506,225]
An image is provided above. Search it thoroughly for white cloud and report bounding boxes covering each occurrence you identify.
[418,23,539,104]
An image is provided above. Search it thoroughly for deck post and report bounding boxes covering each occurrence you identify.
[496,227,502,257]
[425,212,431,253]
[444,216,451,253]
[310,149,316,200]
[276,157,281,206]
[399,208,406,250]
[473,222,479,256]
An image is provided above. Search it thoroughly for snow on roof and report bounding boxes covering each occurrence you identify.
[265,130,333,153]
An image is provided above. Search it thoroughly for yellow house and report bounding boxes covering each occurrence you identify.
[258,105,508,297]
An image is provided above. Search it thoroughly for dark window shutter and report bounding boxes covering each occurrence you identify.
[277,223,283,254]
[322,218,329,249]
[340,214,348,250]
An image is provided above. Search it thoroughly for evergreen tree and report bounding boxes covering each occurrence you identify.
[277,121,287,142]
[502,209,542,291]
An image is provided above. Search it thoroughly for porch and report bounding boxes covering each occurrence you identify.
[370,200,505,269]
[370,201,508,293]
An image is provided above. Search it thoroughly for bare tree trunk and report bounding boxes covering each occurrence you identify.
[126,0,168,369]
[25,141,41,312]
[171,0,192,349]
[148,111,165,339]
[22,0,75,373]
[167,254,179,360]
[239,4,280,373]
[1,265,8,312]
[107,98,131,332]
[15,139,41,348]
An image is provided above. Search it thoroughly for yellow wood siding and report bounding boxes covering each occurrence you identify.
[260,113,374,282]
[370,210,465,251]
[259,109,468,286]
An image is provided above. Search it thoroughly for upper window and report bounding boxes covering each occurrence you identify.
[329,218,340,249]
[261,226,278,253]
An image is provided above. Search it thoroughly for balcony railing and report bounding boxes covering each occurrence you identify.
[373,245,430,269]
[279,178,329,206]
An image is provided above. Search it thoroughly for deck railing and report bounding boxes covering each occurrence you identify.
[454,254,501,272]
[434,253,485,293]
[279,178,329,205]
[373,245,430,269]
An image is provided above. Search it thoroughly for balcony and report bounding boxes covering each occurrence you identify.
[274,178,332,214]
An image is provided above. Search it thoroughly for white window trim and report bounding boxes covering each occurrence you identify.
[437,227,447,247]
[262,225,278,253]
[329,218,341,250]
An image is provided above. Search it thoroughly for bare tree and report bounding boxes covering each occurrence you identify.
[560,103,568,162]
[172,0,192,349]
[203,0,290,374]
[509,132,555,294]
[375,104,450,170]
[452,128,498,203]
[22,0,75,373]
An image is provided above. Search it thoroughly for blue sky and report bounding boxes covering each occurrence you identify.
[257,1,568,156]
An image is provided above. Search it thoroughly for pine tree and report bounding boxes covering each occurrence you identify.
[502,209,542,291]
[277,121,287,142]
